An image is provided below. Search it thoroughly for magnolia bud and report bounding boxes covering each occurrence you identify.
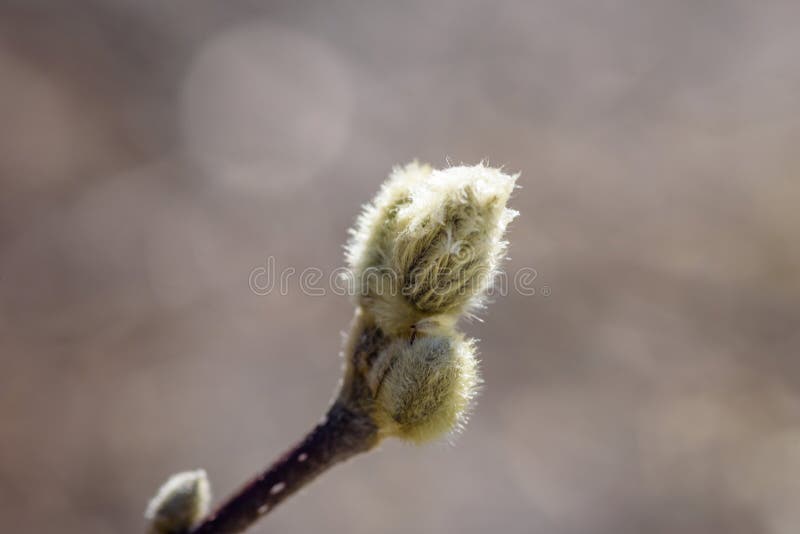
[145,470,211,534]
[368,334,479,443]
[347,162,518,334]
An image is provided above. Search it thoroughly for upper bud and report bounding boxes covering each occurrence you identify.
[347,162,518,334]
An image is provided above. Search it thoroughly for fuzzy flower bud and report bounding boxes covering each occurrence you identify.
[347,162,518,334]
[366,334,480,443]
[145,470,211,534]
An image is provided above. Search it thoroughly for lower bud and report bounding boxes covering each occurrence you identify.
[370,333,480,443]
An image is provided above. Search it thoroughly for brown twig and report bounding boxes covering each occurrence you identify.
[189,402,378,534]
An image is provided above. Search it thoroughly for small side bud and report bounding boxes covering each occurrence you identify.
[347,162,518,334]
[145,469,211,534]
[370,333,480,443]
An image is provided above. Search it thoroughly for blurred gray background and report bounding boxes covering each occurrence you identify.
[1,1,799,533]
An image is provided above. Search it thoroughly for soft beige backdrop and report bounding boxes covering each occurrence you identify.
[1,1,799,533]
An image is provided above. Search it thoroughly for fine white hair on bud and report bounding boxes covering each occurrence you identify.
[368,333,480,444]
[347,162,518,335]
[145,469,211,534]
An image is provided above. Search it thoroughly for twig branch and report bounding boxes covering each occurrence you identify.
[189,403,377,534]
